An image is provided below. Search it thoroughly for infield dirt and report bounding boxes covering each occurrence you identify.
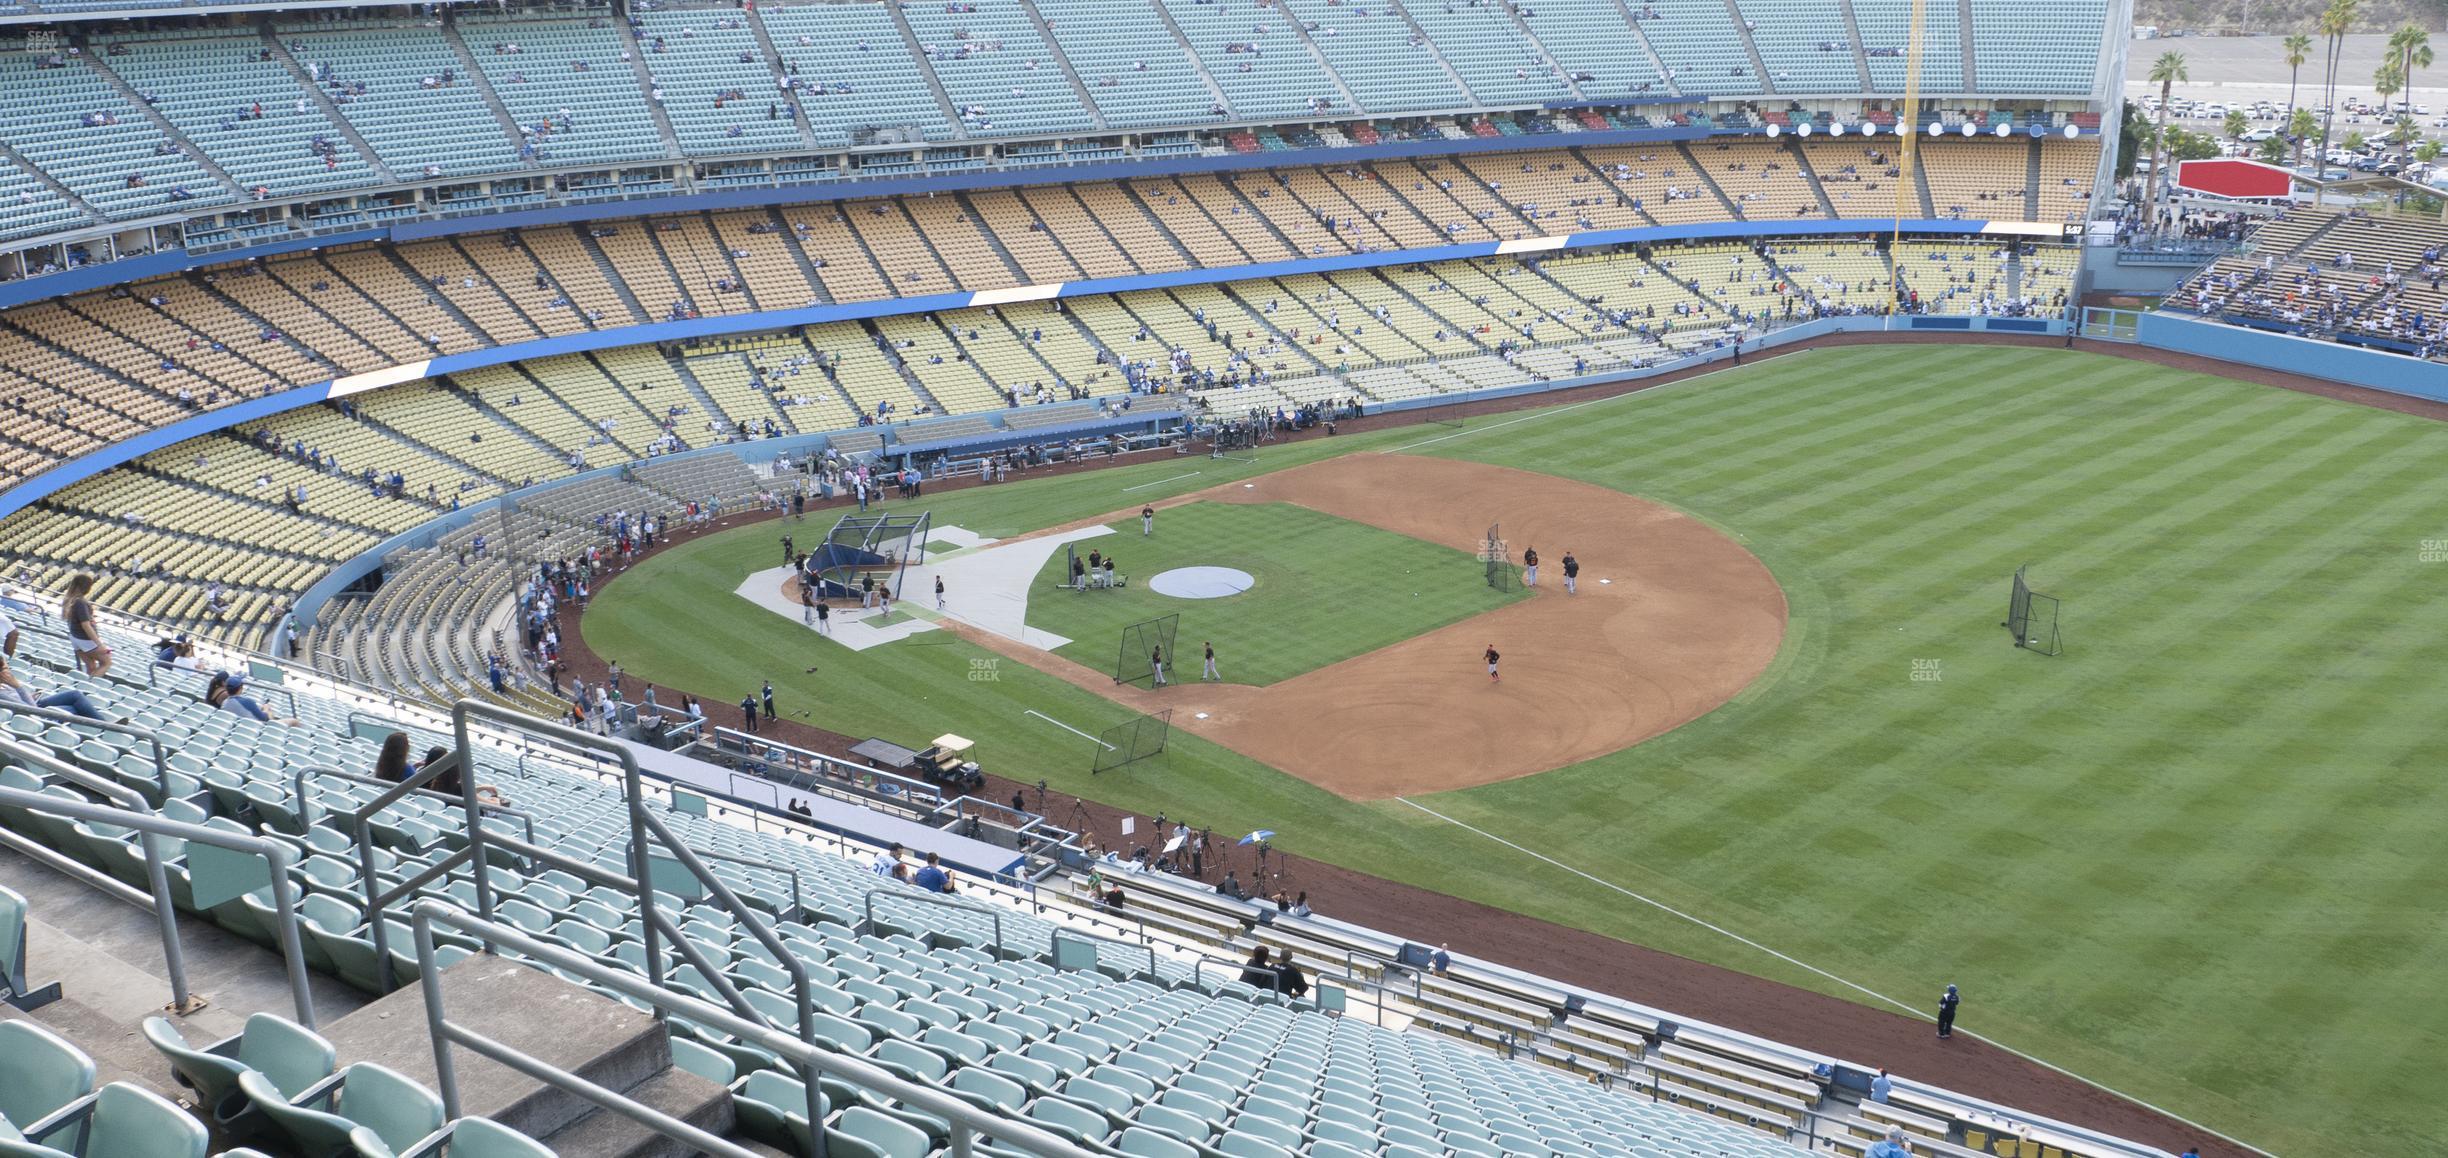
[940,452,1789,798]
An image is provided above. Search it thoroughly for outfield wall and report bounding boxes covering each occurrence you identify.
[2135,313,2448,403]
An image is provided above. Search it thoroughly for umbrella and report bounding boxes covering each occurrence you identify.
[1237,830,1276,845]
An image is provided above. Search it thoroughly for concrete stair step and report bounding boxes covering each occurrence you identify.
[318,955,674,1143]
[537,1065,733,1158]
[0,845,368,1078]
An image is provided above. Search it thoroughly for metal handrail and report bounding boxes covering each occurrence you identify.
[0,701,174,803]
[448,700,829,1155]
[0,774,314,1026]
[1050,924,1162,981]
[410,901,1095,1158]
[350,730,501,994]
[685,844,804,927]
[162,664,301,718]
[0,734,196,1013]
[862,887,1004,958]
[292,763,537,846]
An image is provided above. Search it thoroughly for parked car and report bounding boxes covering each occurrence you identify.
[2241,128,2278,142]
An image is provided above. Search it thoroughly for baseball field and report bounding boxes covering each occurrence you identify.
[584,345,2448,1156]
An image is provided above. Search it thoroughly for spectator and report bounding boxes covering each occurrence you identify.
[0,651,108,720]
[1276,954,1310,1000]
[62,573,111,677]
[374,731,411,783]
[872,842,905,877]
[421,745,506,807]
[1238,946,1275,990]
[1866,1125,1912,1158]
[912,851,952,893]
[153,634,197,669]
[1218,870,1245,899]
[1430,943,1452,976]
[208,672,295,726]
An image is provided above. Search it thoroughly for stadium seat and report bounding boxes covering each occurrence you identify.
[425,1118,555,1157]
[0,885,61,1013]
[7,1082,208,1158]
[140,1013,336,1133]
[0,1021,96,1132]
[827,1106,929,1158]
[240,1063,444,1158]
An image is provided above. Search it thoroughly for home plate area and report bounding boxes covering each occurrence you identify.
[738,523,1114,653]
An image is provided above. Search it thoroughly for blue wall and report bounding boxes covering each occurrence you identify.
[2135,313,2448,403]
[0,381,342,521]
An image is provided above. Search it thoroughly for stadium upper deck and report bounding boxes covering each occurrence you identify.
[0,0,2112,264]
[0,135,2095,494]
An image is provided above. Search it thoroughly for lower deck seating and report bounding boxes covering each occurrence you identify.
[0,607,1824,1158]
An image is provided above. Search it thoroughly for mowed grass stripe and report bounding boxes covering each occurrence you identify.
[586,348,2447,1157]
[1471,349,2027,501]
[1426,359,2445,1153]
[1807,417,2441,941]
[1671,354,2131,519]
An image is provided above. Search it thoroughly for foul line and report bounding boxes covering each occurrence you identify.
[1394,796,2275,1158]
[1123,472,1201,492]
[1025,709,1115,750]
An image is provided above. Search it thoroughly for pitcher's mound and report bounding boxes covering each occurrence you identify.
[1148,567,1255,599]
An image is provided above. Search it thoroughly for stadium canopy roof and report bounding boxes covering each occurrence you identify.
[2172,158,2295,201]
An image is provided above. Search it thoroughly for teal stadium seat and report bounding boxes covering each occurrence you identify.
[140,1012,336,1134]
[0,1021,95,1132]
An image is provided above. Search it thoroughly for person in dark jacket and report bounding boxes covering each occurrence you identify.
[1276,955,1310,1000]
[1239,946,1275,989]
[1936,984,1960,1039]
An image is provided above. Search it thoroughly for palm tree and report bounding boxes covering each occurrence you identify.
[2142,51,2188,213]
[2317,0,2361,172]
[2290,106,2319,167]
[2375,59,2404,127]
[2284,33,2313,119]
[2393,25,2433,120]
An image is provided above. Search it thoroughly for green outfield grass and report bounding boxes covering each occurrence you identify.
[585,347,2448,1156]
[1019,501,1518,685]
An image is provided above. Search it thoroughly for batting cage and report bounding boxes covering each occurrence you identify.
[1480,521,1513,591]
[1208,417,1266,461]
[1113,613,1181,687]
[2004,565,2063,656]
[808,510,932,602]
[1091,709,1173,774]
